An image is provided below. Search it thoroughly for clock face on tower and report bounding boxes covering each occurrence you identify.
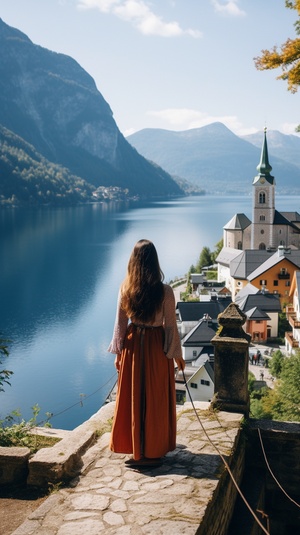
[259,177,265,184]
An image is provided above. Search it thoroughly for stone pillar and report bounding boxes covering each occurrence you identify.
[211,303,251,416]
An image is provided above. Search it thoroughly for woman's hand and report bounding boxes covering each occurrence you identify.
[175,356,185,371]
[114,354,121,372]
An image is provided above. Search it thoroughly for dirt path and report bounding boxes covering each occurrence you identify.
[0,484,48,535]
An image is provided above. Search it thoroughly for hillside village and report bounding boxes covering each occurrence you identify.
[175,128,300,404]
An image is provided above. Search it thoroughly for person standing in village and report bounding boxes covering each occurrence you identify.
[108,239,185,468]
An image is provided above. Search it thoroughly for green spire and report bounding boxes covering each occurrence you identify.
[253,127,275,185]
[256,127,272,177]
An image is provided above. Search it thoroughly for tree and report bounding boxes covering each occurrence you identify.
[254,1,300,130]
[269,352,300,421]
[0,338,12,392]
[196,246,212,271]
[211,238,223,264]
[269,349,285,378]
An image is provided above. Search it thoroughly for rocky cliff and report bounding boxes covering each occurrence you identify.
[0,18,183,201]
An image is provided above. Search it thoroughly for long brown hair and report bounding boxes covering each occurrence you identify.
[121,239,164,323]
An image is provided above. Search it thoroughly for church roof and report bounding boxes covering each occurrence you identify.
[281,211,300,223]
[223,213,251,231]
[216,247,243,266]
[273,210,300,232]
[252,128,275,185]
[229,249,273,279]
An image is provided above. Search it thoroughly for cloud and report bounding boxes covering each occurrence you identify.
[146,108,257,135]
[211,0,246,17]
[77,0,202,37]
[281,122,300,136]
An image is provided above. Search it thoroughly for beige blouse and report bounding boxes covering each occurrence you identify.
[107,283,182,360]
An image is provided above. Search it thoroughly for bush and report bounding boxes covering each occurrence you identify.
[0,405,55,453]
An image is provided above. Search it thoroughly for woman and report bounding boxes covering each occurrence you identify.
[108,239,185,467]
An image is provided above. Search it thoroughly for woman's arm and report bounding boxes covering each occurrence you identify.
[107,289,128,355]
[163,285,185,369]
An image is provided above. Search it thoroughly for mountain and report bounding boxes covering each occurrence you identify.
[0,18,183,204]
[127,123,300,194]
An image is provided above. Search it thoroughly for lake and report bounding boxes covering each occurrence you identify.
[1,195,299,429]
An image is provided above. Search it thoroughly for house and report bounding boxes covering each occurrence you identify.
[177,298,232,337]
[247,246,300,306]
[235,284,281,340]
[217,246,300,306]
[190,273,230,298]
[285,271,300,353]
[175,355,214,404]
[222,128,300,251]
[180,315,218,362]
[217,247,273,298]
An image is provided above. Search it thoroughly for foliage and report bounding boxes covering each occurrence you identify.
[254,1,300,129]
[248,370,256,393]
[211,239,223,264]
[269,349,285,378]
[0,404,55,453]
[0,127,95,206]
[205,270,218,280]
[196,246,213,271]
[270,351,300,421]
[0,337,12,392]
[278,311,292,341]
[249,351,300,422]
[192,239,223,273]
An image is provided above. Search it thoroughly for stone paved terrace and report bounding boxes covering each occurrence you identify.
[11,402,245,535]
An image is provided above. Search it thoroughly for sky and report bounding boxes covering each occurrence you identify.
[0,0,299,137]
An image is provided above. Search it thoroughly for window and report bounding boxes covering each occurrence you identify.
[237,241,242,249]
[192,350,197,356]
[200,379,210,386]
[259,192,266,204]
[260,215,265,221]
[255,320,262,324]
[259,243,266,250]
[286,281,291,287]
[273,280,278,286]
[260,279,267,285]
[191,382,198,389]
[260,229,264,234]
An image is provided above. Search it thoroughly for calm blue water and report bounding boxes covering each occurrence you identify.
[1,195,299,429]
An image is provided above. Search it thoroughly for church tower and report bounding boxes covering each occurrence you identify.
[251,128,275,250]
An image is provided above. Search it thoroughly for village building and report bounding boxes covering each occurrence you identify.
[177,298,231,337]
[285,271,300,353]
[217,245,300,305]
[235,283,281,341]
[222,128,300,251]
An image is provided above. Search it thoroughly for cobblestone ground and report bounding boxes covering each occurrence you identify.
[11,403,243,535]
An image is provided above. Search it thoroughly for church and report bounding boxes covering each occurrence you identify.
[223,128,300,251]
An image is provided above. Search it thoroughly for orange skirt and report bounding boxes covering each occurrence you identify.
[110,323,176,460]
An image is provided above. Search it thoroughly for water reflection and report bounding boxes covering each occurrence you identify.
[1,195,299,428]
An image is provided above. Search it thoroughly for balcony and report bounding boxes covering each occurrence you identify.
[289,316,300,329]
[285,331,299,348]
[278,272,290,280]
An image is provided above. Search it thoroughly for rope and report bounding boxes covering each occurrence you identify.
[182,369,270,535]
[258,427,300,509]
[36,372,117,427]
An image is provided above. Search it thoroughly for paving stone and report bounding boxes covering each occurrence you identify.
[11,404,243,535]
